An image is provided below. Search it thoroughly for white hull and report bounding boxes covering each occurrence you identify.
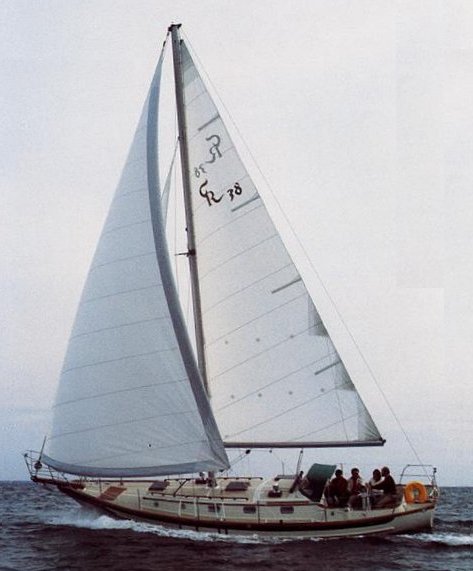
[34,475,436,539]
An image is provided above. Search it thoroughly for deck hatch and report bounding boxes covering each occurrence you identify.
[225,481,250,492]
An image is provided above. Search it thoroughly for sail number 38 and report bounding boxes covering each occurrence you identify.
[199,179,243,207]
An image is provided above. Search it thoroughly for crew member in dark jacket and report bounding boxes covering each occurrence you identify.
[371,466,398,508]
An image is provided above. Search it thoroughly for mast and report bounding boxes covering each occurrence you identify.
[169,24,209,392]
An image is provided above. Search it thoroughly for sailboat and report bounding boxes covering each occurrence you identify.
[26,24,438,538]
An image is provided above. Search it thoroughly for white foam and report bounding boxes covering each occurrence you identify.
[43,507,279,544]
[410,532,473,547]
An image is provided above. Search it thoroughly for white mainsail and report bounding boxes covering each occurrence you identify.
[43,48,229,477]
[180,41,383,448]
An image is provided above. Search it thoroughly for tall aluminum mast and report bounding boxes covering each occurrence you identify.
[169,24,209,393]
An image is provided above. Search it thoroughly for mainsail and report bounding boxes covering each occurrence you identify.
[179,41,383,448]
[43,29,383,480]
[42,46,229,477]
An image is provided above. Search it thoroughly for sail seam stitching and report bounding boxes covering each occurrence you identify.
[81,438,214,463]
[54,378,188,408]
[49,409,200,439]
[292,412,359,442]
[101,219,150,236]
[69,316,170,340]
[61,348,179,374]
[90,252,156,272]
[215,353,340,412]
[210,321,331,380]
[202,262,293,315]
[194,188,259,248]
[205,291,306,347]
[115,187,147,199]
[199,232,278,281]
[226,389,357,440]
[81,284,162,305]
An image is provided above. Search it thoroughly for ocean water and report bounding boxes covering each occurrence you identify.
[0,482,470,571]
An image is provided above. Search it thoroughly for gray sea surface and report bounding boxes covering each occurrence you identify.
[0,482,471,570]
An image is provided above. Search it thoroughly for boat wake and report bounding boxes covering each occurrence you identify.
[43,507,282,544]
[403,532,473,548]
[42,508,471,547]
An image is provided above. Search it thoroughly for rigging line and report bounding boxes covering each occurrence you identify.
[170,107,192,333]
[228,449,251,470]
[268,448,287,474]
[186,272,192,328]
[173,112,180,287]
[331,381,349,443]
[326,333,350,443]
[162,137,179,226]
[183,32,423,467]
[172,142,193,329]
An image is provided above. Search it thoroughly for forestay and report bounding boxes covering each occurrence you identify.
[180,41,383,448]
[43,47,229,477]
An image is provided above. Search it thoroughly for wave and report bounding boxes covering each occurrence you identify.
[406,532,473,548]
[435,518,472,529]
[42,508,279,545]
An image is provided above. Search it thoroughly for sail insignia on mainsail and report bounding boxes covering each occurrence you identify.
[27,24,437,539]
[178,38,383,449]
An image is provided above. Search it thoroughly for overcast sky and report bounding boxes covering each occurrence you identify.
[1,0,472,485]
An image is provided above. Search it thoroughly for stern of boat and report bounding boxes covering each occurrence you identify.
[392,464,439,532]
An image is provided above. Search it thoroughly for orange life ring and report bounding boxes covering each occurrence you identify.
[404,481,428,503]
